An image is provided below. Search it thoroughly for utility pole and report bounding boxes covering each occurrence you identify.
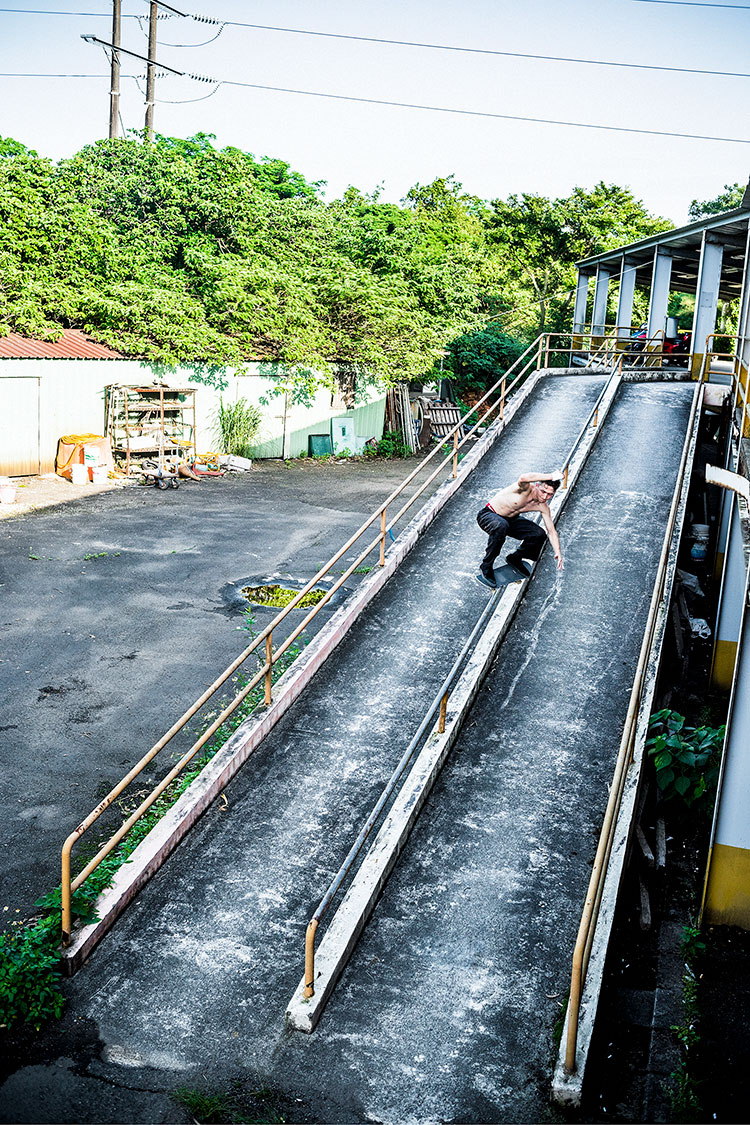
[109,0,121,139]
[144,0,158,142]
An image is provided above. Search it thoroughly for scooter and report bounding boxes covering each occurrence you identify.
[663,331,690,367]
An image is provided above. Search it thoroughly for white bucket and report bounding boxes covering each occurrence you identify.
[0,478,15,504]
[71,463,89,485]
[91,465,108,485]
[83,445,99,468]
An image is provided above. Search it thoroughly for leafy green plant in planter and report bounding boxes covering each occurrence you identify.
[218,398,262,457]
[646,709,725,812]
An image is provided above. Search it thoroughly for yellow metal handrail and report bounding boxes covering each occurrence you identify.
[60,332,563,943]
[563,370,705,1074]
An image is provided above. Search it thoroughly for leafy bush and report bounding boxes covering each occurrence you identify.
[0,916,64,1029]
[646,709,725,811]
[218,397,262,457]
[369,430,411,459]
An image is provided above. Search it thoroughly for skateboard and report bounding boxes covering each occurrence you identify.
[476,562,528,590]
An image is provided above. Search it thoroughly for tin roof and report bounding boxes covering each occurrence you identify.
[575,202,750,301]
[0,329,122,359]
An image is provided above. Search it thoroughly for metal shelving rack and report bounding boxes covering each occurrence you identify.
[105,384,197,476]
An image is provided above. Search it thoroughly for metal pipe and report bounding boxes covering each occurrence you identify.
[380,509,386,566]
[452,430,459,479]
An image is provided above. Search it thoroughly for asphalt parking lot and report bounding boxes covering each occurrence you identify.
[0,456,438,920]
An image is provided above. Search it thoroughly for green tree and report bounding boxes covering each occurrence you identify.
[688,182,746,222]
[442,323,524,396]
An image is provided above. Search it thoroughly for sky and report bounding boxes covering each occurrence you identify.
[1,0,749,225]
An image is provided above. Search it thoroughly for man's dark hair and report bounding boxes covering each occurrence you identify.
[534,478,560,493]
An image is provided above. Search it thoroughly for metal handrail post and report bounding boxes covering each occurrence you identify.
[500,378,506,421]
[438,692,448,734]
[380,509,387,566]
[303,918,318,998]
[265,633,273,705]
[452,431,459,478]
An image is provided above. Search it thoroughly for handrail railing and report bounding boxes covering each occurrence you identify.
[563,370,705,1074]
[60,331,566,944]
[302,368,621,998]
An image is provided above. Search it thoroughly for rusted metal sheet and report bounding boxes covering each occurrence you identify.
[0,330,121,360]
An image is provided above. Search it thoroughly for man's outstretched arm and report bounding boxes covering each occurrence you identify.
[540,506,564,570]
[517,470,563,485]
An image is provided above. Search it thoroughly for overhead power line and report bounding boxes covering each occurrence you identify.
[633,2,750,9]
[212,19,750,80]
[2,8,750,79]
[5,55,750,145]
[218,79,750,145]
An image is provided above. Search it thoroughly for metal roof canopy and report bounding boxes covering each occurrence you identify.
[576,204,750,302]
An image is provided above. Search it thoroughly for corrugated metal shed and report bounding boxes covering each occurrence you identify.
[0,330,122,360]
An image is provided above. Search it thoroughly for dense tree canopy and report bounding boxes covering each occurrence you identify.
[688,182,746,222]
[0,133,671,390]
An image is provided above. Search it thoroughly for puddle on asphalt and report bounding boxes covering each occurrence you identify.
[241,583,327,609]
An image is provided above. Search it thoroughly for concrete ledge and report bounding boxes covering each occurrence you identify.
[551,381,703,1107]
[61,368,559,973]
[286,372,623,1032]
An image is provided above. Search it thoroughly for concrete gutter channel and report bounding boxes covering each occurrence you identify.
[0,375,698,1122]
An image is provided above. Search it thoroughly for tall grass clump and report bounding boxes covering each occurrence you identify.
[218,397,263,457]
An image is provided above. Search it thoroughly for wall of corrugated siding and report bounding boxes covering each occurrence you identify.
[0,359,386,475]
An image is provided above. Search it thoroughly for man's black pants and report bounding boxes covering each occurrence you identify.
[476,506,545,575]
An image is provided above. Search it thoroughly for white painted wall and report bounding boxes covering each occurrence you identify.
[0,359,386,474]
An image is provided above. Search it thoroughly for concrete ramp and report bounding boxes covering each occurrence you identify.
[60,379,694,1123]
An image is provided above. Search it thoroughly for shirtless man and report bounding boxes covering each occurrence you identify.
[476,471,564,589]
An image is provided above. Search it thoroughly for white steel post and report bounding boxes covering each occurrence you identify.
[616,257,637,338]
[691,234,724,379]
[592,268,611,337]
[647,248,673,341]
[572,271,591,357]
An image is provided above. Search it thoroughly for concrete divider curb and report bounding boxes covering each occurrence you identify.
[551,381,702,1106]
[286,371,623,1031]
[62,369,559,973]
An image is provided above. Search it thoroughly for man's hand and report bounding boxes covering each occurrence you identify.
[554,549,564,571]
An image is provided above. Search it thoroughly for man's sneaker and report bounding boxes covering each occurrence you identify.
[506,552,531,577]
[476,569,497,589]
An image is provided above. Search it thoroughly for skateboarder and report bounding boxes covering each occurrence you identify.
[476,471,564,588]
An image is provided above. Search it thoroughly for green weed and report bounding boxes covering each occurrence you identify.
[646,709,724,812]
[174,1081,286,1123]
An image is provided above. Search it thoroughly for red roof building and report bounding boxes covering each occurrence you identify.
[0,329,122,360]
